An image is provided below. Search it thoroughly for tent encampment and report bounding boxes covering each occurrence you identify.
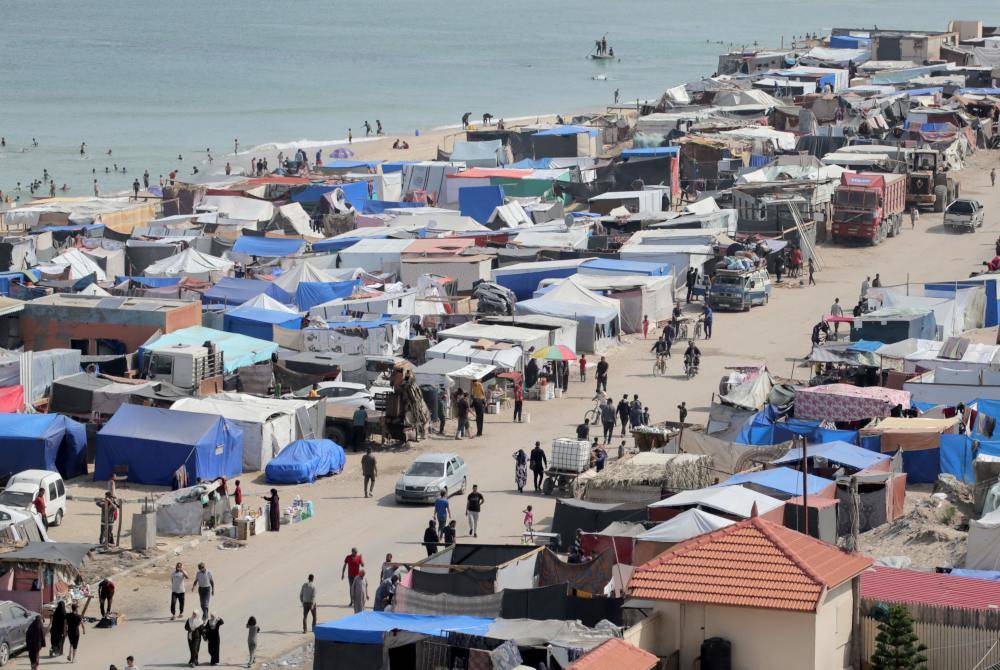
[631,509,735,565]
[94,404,243,485]
[264,439,346,484]
[223,306,302,341]
[140,326,278,373]
[0,414,87,479]
[516,276,620,352]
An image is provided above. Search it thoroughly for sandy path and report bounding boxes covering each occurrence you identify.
[24,150,1000,668]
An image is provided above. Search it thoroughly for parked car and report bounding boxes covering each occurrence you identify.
[395,453,468,504]
[944,198,985,232]
[0,600,36,665]
[287,382,376,411]
[0,470,66,526]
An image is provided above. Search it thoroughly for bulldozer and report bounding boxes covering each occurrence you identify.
[907,148,959,213]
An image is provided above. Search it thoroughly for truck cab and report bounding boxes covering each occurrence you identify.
[831,171,906,245]
[708,267,771,311]
[145,344,225,393]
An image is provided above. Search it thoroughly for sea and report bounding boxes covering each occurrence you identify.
[0,0,990,197]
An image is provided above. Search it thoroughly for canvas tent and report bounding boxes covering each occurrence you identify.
[551,498,647,550]
[94,404,243,485]
[223,305,302,341]
[648,485,784,522]
[144,248,234,281]
[0,414,87,479]
[515,276,620,353]
[967,507,1000,570]
[264,439,346,484]
[337,239,412,277]
[426,338,523,371]
[272,261,338,295]
[631,509,735,566]
[538,274,672,334]
[794,384,911,422]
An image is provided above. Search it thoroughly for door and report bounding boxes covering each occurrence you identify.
[7,605,28,649]
[446,460,458,492]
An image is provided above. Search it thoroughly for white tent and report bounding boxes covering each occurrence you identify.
[649,486,783,518]
[637,509,734,544]
[144,248,234,281]
[516,276,620,353]
[867,285,985,340]
[171,393,319,472]
[538,274,672,334]
[426,338,523,371]
[46,248,107,281]
[511,229,589,250]
[199,195,275,222]
[273,261,338,294]
[338,238,413,277]
[277,202,314,236]
[238,293,299,314]
[967,508,1000,570]
[77,283,111,297]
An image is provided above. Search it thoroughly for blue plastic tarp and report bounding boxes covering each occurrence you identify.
[232,236,304,258]
[314,612,494,644]
[772,440,890,471]
[621,147,679,158]
[291,184,340,204]
[295,280,359,311]
[223,308,302,341]
[0,414,87,479]
[902,87,943,97]
[203,277,291,306]
[140,326,278,373]
[264,439,345,484]
[533,125,598,137]
[323,160,380,169]
[94,404,243,485]
[829,35,870,49]
[718,466,832,497]
[925,278,998,327]
[459,185,504,224]
[956,88,1000,96]
[114,275,182,288]
[847,338,883,353]
[510,158,553,169]
[358,200,424,215]
[581,258,670,276]
[939,433,1000,484]
[311,235,387,253]
[948,569,1000,581]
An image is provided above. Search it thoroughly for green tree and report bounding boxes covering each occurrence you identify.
[870,604,928,670]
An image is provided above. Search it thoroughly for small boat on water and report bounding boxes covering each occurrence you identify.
[588,53,616,61]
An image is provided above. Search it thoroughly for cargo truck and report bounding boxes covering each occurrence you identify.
[831,171,907,245]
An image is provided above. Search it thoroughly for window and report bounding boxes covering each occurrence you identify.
[447,462,455,476]
[48,483,57,500]
[150,355,173,376]
[56,480,65,497]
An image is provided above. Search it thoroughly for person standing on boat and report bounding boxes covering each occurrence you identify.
[601,36,607,55]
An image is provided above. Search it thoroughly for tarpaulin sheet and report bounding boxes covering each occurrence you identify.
[291,184,340,204]
[536,549,614,594]
[94,404,243,485]
[141,326,278,373]
[550,498,646,550]
[393,585,503,618]
[232,236,304,257]
[264,438,345,484]
[0,413,87,478]
[459,185,504,224]
[337,181,372,210]
[533,125,598,137]
[772,440,889,471]
[114,275,181,288]
[358,200,424,214]
[410,568,497,596]
[295,280,359,311]
[795,384,910,422]
[717,466,832,498]
[0,385,24,413]
[314,611,494,644]
[203,276,291,305]
[223,308,302,341]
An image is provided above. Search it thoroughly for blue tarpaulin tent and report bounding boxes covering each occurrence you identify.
[291,184,340,204]
[772,440,890,472]
[264,439,346,484]
[459,185,504,224]
[203,277,291,306]
[223,307,302,341]
[333,181,372,211]
[736,407,858,446]
[315,612,494,644]
[580,258,670,277]
[717,466,833,498]
[140,326,278,373]
[0,414,87,479]
[114,275,182,288]
[310,235,386,253]
[295,280,359,311]
[533,125,598,137]
[232,237,304,258]
[94,404,243,485]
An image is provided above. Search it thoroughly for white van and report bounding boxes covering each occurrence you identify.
[0,470,67,526]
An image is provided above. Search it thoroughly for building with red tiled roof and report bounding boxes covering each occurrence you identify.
[566,638,658,670]
[627,515,873,670]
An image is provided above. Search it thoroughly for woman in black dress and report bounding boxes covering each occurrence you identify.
[263,489,280,532]
[65,603,84,662]
[49,601,66,657]
[25,615,44,669]
[203,614,224,666]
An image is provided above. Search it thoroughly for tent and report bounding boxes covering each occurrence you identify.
[632,509,735,566]
[199,195,275,222]
[450,140,505,167]
[338,238,413,277]
[94,404,243,485]
[272,261,339,295]
[140,326,278,373]
[172,393,322,472]
[47,248,107,281]
[144,248,234,281]
[240,293,298,314]
[516,276,620,353]
[459,185,505,224]
[264,439,346,484]
[968,508,1000,570]
[295,280,359,311]
[861,416,960,484]
[648,486,784,522]
[0,414,87,479]
[551,498,646,550]
[794,384,911,422]
[771,440,891,474]
[425,338,523,371]
[491,258,587,300]
[223,306,302,341]
[579,521,645,565]
[580,258,670,278]
[232,236,304,258]
[539,274,672,334]
[203,276,290,305]
[716,466,834,500]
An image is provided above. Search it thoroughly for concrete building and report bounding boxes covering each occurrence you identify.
[628,515,872,670]
[20,294,201,355]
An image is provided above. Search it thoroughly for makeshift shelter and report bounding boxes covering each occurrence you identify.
[794,384,911,422]
[581,453,712,504]
[450,140,506,167]
[264,439,346,484]
[337,238,413,277]
[232,235,305,258]
[860,416,959,484]
[632,509,735,566]
[172,393,321,472]
[0,542,92,612]
[272,261,339,295]
[968,508,1000,570]
[426,338,522,371]
[156,480,224,536]
[399,255,492,292]
[94,404,243,485]
[46,248,107,281]
[144,248,234,281]
[199,195,275,222]
[648,485,785,523]
[412,358,497,397]
[141,326,279,373]
[223,305,302,341]
[435,323,550,353]
[411,545,543,595]
[203,276,290,305]
[551,498,647,550]
[539,274,672,334]
[491,258,587,300]
[717,466,835,500]
[0,413,87,479]
[771,440,891,476]
[515,276,620,353]
[579,522,646,566]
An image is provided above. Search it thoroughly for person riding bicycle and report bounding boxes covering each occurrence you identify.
[650,337,669,369]
[683,340,701,373]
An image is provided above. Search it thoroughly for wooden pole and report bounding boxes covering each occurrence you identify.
[800,436,809,537]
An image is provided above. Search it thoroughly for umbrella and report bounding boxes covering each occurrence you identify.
[531,345,577,361]
[329,148,355,159]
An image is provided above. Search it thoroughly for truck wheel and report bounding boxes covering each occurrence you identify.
[887,219,896,238]
[327,425,348,446]
[934,186,947,213]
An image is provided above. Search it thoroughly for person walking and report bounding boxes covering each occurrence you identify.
[184,612,202,668]
[595,356,609,393]
[204,614,223,666]
[26,615,44,669]
[50,600,66,657]
[361,448,377,498]
[350,569,368,613]
[642,315,650,339]
[808,258,816,286]
[192,563,215,621]
[677,401,688,424]
[600,398,616,443]
[423,520,439,556]
[380,553,395,582]
[910,206,919,228]
[686,267,698,303]
[512,382,523,422]
[66,603,84,663]
[992,168,996,187]
[300,574,317,633]
[263,488,281,532]
[245,617,259,669]
[774,253,785,283]
[830,297,844,337]
[616,394,630,437]
[341,548,364,605]
[702,305,713,340]
[872,273,882,288]
[860,276,871,301]
[170,562,189,620]
[32,488,46,529]
[455,391,470,439]
[434,491,451,534]
[629,395,644,429]
[513,449,528,493]
[437,385,449,432]
[470,378,486,437]
[529,442,547,491]
[99,577,115,617]
[466,485,484,537]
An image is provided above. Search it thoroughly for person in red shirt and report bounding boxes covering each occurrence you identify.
[341,548,364,606]
[32,488,47,528]
[579,354,587,382]
[642,315,649,339]
[985,257,1000,273]
[233,480,243,508]
[513,382,524,423]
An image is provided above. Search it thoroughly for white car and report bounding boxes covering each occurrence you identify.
[289,382,376,411]
[395,453,468,504]
[0,470,66,526]
[944,198,985,233]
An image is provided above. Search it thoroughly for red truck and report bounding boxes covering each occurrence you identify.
[831,171,907,245]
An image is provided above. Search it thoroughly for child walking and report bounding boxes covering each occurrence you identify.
[579,354,587,382]
[246,616,260,668]
[522,505,534,539]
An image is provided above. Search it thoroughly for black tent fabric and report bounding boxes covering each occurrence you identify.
[314,640,384,670]
[449,545,536,567]
[50,373,112,415]
[410,568,497,596]
[551,498,647,550]
[612,156,674,190]
[501,584,569,621]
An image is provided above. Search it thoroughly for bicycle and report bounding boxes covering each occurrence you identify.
[653,354,668,377]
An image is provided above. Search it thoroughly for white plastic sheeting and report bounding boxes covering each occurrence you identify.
[967,508,1000,570]
[48,248,107,281]
[277,202,313,236]
[199,195,276,222]
[144,248,234,280]
[426,338,523,370]
[337,238,413,277]
[273,261,338,294]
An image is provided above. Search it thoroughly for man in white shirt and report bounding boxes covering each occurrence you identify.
[191,563,215,620]
[830,298,844,337]
[170,562,189,620]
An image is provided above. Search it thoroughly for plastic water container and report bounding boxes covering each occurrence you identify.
[551,438,591,473]
[305,501,315,518]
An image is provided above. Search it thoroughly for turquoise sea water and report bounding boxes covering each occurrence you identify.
[0,0,990,195]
